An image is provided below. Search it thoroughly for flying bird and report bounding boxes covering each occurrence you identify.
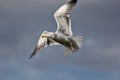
[29,0,83,59]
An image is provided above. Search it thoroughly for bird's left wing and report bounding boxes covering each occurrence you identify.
[29,32,60,59]
[54,0,78,36]
[29,34,47,59]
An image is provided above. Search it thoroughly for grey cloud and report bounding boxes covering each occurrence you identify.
[0,0,120,79]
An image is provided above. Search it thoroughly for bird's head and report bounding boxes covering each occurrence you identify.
[41,31,55,38]
[41,31,49,38]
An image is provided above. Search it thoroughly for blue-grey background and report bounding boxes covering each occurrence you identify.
[0,0,120,80]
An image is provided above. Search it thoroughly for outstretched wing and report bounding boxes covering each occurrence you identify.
[29,34,47,59]
[29,32,60,59]
[54,0,77,36]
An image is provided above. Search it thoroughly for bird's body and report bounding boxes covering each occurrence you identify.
[29,0,83,59]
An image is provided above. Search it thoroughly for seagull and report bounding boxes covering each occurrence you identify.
[29,0,83,59]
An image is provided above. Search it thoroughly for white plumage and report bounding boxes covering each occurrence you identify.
[29,0,83,59]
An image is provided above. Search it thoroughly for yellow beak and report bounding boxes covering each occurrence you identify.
[41,33,48,38]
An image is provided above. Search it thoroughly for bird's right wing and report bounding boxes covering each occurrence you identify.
[54,0,78,36]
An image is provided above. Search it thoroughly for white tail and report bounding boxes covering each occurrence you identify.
[71,36,83,51]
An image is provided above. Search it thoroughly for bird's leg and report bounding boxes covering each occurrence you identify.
[70,42,74,53]
[66,38,74,53]
[65,47,69,56]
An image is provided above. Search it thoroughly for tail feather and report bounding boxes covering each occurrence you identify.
[69,36,83,52]
[72,36,83,48]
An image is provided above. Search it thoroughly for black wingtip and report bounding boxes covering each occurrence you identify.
[29,54,34,59]
[29,46,37,59]
[69,0,78,4]
[29,52,36,59]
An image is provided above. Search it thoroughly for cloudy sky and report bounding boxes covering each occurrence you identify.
[0,0,120,80]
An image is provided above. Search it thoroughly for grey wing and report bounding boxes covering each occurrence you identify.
[29,36,47,59]
[29,35,60,59]
[54,0,78,36]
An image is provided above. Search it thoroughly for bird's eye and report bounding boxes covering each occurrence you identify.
[42,36,45,38]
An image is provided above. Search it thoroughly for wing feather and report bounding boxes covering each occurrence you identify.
[29,36,47,59]
[54,0,77,36]
[29,32,60,59]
